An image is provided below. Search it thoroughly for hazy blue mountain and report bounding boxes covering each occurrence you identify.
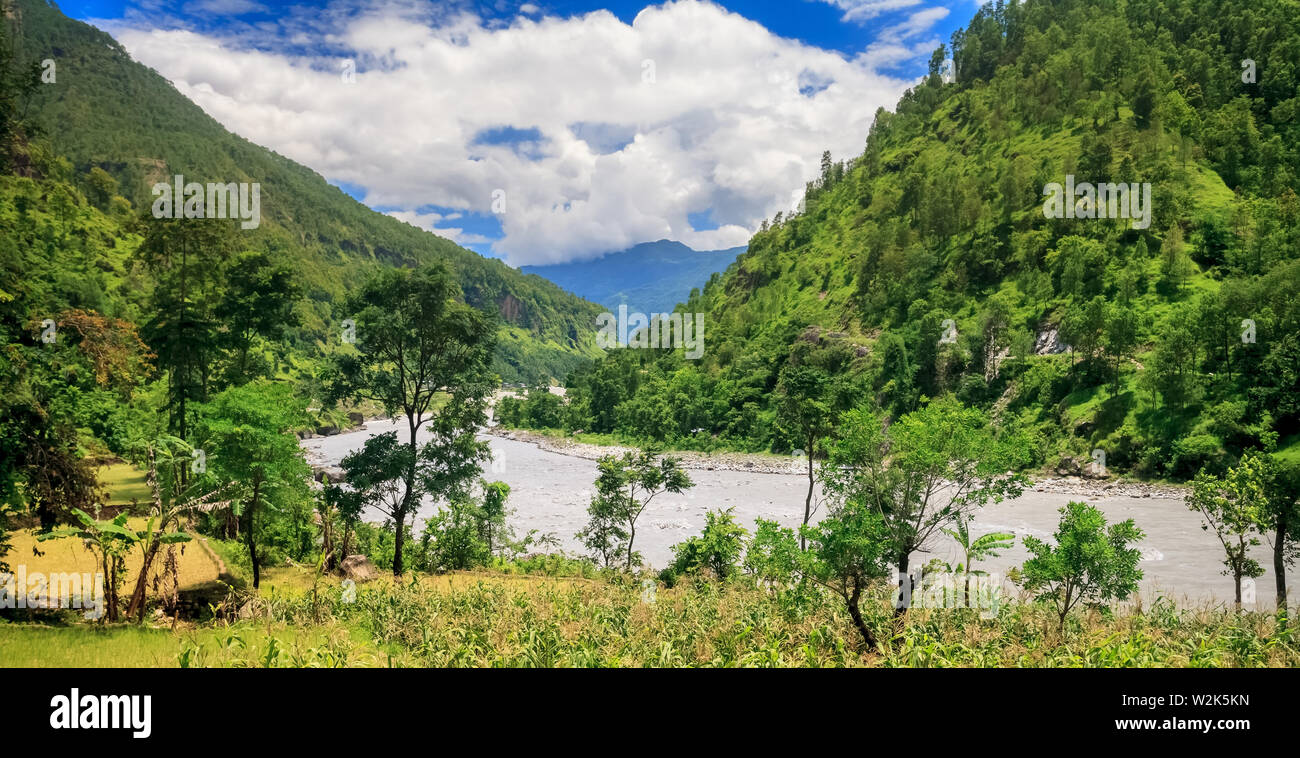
[522,240,746,315]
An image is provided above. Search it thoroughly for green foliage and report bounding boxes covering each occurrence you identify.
[821,397,1030,601]
[743,518,803,588]
[419,495,490,572]
[577,450,693,570]
[322,263,496,575]
[495,386,565,429]
[0,500,13,574]
[941,518,1015,575]
[415,480,517,572]
[1188,450,1270,606]
[1022,501,1145,631]
[662,508,748,584]
[800,499,893,647]
[195,381,312,588]
[532,0,1300,481]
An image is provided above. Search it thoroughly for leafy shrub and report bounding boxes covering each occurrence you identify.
[660,508,748,585]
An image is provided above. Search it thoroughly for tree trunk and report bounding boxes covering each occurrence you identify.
[393,510,406,577]
[1276,519,1289,610]
[245,483,261,589]
[127,540,162,622]
[178,235,189,490]
[394,413,419,577]
[800,446,814,551]
[846,578,876,649]
[100,552,117,622]
[1234,570,1242,613]
[894,552,911,618]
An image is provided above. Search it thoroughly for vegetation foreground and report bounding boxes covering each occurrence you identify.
[3,0,1299,670]
[2,566,1296,668]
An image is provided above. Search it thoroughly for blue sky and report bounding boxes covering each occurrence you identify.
[80,0,982,262]
[68,0,973,71]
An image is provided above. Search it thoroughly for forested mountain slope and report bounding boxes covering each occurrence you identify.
[8,0,602,383]
[557,0,1300,479]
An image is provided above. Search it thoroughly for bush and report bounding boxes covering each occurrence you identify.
[743,518,802,586]
[1169,433,1227,478]
[661,508,748,585]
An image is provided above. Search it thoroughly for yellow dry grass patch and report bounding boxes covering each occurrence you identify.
[256,565,589,597]
[10,522,222,592]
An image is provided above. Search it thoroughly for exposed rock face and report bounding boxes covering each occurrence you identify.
[498,293,524,323]
[347,411,365,426]
[340,554,378,582]
[1034,326,1071,355]
[1055,455,1112,480]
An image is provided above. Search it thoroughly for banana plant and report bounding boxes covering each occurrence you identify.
[37,509,136,621]
[123,442,232,622]
[941,518,1015,609]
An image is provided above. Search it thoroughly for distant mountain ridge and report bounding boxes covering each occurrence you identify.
[522,240,746,315]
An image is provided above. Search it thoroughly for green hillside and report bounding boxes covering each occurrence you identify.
[7,0,602,384]
[544,0,1300,479]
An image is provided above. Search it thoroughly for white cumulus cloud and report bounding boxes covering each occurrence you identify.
[109,0,923,265]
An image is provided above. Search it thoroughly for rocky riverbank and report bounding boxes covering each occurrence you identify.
[484,427,1189,501]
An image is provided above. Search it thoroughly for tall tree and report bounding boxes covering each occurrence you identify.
[196,381,311,589]
[323,264,496,576]
[775,362,834,550]
[1188,454,1269,611]
[136,217,234,447]
[822,397,1029,618]
[1263,458,1300,609]
[579,450,692,570]
[1103,302,1139,393]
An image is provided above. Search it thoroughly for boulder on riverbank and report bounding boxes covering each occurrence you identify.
[340,555,378,582]
[312,466,345,484]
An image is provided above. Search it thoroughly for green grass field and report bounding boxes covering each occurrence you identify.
[4,570,1295,667]
[0,620,411,667]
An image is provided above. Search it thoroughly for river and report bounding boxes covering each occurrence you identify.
[303,420,1293,609]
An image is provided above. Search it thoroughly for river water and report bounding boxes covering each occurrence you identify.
[303,420,1293,609]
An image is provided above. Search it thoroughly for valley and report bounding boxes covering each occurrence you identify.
[2,0,1298,680]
